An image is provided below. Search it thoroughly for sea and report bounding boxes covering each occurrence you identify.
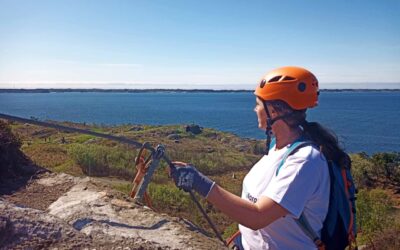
[0,91,399,155]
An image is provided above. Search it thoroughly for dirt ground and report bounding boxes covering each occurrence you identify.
[3,174,75,211]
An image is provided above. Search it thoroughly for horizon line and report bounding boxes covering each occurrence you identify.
[1,82,400,84]
[1,88,399,92]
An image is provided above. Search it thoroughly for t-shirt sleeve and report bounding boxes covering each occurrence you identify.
[261,149,321,218]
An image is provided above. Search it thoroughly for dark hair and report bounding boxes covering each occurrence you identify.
[269,100,351,169]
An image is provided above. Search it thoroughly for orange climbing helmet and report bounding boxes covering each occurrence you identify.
[254,66,319,110]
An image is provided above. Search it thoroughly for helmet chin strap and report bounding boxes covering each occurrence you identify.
[262,101,273,155]
[262,101,295,155]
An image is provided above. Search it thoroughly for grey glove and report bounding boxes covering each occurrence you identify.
[170,163,215,198]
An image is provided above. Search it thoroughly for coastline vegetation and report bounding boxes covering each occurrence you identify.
[2,120,400,248]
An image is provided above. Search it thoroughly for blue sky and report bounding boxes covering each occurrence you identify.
[0,0,399,89]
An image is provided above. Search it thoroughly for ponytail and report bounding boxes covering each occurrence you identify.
[269,100,351,169]
[301,120,351,169]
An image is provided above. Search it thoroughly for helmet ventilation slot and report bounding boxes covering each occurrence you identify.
[282,76,295,81]
[268,76,282,83]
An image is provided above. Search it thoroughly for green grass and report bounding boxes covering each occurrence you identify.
[74,134,96,143]
[91,127,109,133]
[148,183,192,210]
[356,188,399,245]
[53,159,75,173]
[67,143,137,178]
[222,223,239,239]
[111,182,132,194]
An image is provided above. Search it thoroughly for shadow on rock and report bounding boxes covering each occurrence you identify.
[73,218,169,231]
[0,120,49,195]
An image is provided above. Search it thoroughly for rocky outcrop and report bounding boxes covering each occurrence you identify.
[1,173,226,249]
[185,124,202,135]
[1,199,169,249]
[167,134,181,140]
[129,126,143,132]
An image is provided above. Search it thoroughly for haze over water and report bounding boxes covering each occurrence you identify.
[1,90,399,155]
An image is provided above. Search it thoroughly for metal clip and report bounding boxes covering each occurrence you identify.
[133,144,164,203]
[154,144,165,159]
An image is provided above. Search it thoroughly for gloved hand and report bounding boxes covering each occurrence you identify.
[170,161,215,198]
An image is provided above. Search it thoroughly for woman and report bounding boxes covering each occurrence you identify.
[171,66,350,249]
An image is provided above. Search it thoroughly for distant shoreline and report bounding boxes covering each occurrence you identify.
[1,88,400,93]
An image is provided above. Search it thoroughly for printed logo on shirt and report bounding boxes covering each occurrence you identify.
[246,192,258,203]
[242,184,258,203]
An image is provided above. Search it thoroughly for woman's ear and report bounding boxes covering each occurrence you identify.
[266,105,277,117]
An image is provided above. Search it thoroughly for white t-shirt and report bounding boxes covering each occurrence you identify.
[239,143,330,250]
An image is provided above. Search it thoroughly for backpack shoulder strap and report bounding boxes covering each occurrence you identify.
[275,140,314,176]
[269,137,276,149]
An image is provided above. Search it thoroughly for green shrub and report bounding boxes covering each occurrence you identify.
[372,152,400,183]
[67,144,136,178]
[167,149,257,175]
[74,134,95,143]
[223,223,239,239]
[68,144,109,176]
[253,141,265,155]
[350,153,375,188]
[350,152,400,189]
[147,183,191,210]
[356,188,395,243]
